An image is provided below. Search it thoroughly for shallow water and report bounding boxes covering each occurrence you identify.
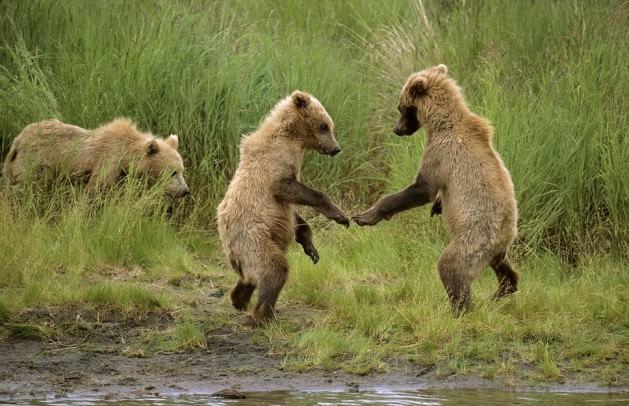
[11,389,628,406]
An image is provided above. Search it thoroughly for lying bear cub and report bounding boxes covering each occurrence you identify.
[3,118,189,198]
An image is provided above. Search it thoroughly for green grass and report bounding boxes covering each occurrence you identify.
[0,0,627,386]
[145,321,209,353]
[5,322,55,340]
[267,222,628,384]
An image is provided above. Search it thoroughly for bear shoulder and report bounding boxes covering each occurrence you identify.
[92,118,150,145]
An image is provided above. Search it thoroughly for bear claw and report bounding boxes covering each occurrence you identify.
[430,199,443,217]
[304,246,320,264]
[331,215,350,227]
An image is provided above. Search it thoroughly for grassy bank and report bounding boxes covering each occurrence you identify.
[0,0,627,387]
[273,221,627,385]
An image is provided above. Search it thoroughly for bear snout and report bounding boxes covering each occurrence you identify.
[166,176,190,198]
[393,124,406,136]
[329,146,342,156]
[173,187,189,197]
[393,124,414,136]
[393,113,421,136]
[167,187,189,198]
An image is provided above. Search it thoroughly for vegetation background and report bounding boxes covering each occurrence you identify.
[0,0,626,386]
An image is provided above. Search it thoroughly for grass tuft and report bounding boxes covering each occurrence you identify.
[85,283,165,312]
[7,322,54,340]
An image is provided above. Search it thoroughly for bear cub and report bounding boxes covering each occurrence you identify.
[3,118,189,198]
[217,91,349,324]
[354,65,519,313]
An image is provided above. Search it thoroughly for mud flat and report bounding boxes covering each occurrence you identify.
[1,322,625,402]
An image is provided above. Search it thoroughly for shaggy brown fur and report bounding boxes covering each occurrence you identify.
[353,65,519,312]
[3,118,189,198]
[217,91,349,324]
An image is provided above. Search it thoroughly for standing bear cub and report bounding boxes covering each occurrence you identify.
[217,91,349,324]
[353,65,519,312]
[3,118,189,198]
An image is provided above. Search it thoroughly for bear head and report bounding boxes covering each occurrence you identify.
[139,134,190,198]
[394,64,459,136]
[288,90,341,156]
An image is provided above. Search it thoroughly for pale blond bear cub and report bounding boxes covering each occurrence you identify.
[3,118,189,198]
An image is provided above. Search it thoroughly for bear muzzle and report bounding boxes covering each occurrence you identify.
[393,124,411,136]
[393,119,421,136]
[167,186,190,198]
[329,146,342,156]
[393,106,421,136]
[318,132,341,156]
[166,174,190,198]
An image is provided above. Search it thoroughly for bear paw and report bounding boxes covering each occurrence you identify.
[303,245,320,264]
[352,207,382,226]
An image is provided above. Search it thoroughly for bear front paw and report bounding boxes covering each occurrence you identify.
[337,215,350,228]
[303,245,320,264]
[330,210,350,227]
[352,208,381,226]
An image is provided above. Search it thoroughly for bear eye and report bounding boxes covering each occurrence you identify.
[319,123,329,132]
[171,171,178,178]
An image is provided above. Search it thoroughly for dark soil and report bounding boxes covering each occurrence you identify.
[1,326,623,402]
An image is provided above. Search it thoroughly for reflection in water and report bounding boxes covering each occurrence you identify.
[19,389,629,406]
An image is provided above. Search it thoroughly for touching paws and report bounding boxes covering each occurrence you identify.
[352,206,382,226]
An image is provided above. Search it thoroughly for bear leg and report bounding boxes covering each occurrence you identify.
[295,212,319,264]
[437,243,474,314]
[231,280,255,311]
[252,255,288,325]
[490,252,519,299]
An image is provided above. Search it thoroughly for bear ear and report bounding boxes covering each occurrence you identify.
[291,90,310,109]
[165,134,179,150]
[408,77,427,99]
[147,139,159,155]
[434,64,448,74]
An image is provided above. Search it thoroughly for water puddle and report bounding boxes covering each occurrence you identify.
[8,389,627,405]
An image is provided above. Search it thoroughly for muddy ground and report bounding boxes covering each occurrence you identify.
[0,273,625,401]
[0,310,624,402]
